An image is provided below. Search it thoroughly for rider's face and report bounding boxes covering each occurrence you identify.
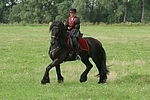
[70,13,76,17]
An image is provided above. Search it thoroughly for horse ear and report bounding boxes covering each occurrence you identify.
[49,21,53,32]
[49,21,52,27]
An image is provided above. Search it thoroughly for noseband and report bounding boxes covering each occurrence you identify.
[51,35,58,40]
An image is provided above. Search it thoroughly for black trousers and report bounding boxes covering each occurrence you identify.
[72,37,79,54]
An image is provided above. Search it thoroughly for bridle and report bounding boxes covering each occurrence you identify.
[51,26,60,40]
[51,35,58,40]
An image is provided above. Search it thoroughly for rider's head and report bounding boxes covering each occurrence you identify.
[69,8,76,17]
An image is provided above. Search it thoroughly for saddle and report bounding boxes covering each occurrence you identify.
[67,37,89,52]
[64,37,89,61]
[64,30,89,61]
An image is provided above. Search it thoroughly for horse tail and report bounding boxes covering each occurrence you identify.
[98,45,109,83]
[88,38,109,83]
[101,46,109,75]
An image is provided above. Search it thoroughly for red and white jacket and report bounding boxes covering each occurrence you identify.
[65,16,80,31]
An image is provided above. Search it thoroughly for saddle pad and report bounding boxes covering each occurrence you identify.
[78,38,89,51]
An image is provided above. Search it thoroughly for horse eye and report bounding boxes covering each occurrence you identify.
[51,42,55,45]
[50,40,55,45]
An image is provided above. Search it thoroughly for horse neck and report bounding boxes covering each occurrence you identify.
[58,29,68,48]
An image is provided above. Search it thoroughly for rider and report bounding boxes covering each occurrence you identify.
[65,8,81,60]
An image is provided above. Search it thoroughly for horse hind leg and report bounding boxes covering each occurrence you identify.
[80,57,93,83]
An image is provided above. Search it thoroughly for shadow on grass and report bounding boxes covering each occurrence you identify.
[115,74,150,84]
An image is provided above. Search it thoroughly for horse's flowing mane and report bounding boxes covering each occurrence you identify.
[50,21,68,47]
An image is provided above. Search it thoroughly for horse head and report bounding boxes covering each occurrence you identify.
[49,21,67,47]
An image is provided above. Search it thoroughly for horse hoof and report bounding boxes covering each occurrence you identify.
[80,76,87,83]
[41,79,50,84]
[58,80,63,83]
[58,76,64,83]
[98,82,103,84]
[98,80,106,84]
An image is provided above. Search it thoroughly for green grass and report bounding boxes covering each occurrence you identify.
[0,24,150,100]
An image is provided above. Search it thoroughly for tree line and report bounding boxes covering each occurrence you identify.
[0,0,150,24]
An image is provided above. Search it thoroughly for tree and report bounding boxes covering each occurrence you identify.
[0,0,10,23]
[122,0,129,23]
[72,0,90,22]
[1,0,150,23]
[144,0,150,22]
[9,4,21,23]
[56,1,72,22]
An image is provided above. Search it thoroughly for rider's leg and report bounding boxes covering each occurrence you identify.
[72,37,81,60]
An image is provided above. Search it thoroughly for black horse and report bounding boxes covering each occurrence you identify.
[41,21,109,84]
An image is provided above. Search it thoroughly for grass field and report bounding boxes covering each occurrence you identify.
[0,24,150,100]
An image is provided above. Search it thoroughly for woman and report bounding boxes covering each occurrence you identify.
[65,8,81,60]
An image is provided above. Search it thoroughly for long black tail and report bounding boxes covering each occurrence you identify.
[88,37,109,83]
[99,47,109,83]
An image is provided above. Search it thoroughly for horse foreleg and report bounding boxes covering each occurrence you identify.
[41,59,61,84]
[80,58,93,83]
[41,63,52,84]
[55,65,64,83]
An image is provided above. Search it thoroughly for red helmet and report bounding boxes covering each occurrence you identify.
[69,8,77,14]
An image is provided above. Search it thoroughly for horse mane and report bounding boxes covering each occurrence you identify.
[50,21,68,47]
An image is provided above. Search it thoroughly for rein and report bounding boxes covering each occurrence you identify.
[50,26,61,56]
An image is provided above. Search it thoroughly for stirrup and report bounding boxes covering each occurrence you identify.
[76,55,81,60]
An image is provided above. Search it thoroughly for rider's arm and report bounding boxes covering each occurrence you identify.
[75,17,80,30]
[65,19,69,30]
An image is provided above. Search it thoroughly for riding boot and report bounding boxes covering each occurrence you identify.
[72,37,81,60]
